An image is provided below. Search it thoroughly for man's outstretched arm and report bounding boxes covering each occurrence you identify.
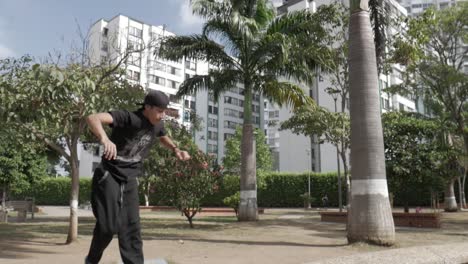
[159,136,191,161]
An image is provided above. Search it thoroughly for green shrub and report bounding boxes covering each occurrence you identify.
[223,191,240,215]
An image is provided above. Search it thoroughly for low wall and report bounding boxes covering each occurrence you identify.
[320,211,441,228]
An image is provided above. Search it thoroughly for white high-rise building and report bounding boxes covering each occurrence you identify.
[266,0,413,173]
[78,14,263,177]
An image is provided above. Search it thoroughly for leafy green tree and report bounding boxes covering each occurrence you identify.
[0,128,48,208]
[390,4,468,211]
[144,120,222,228]
[158,0,337,221]
[280,104,350,191]
[382,112,456,212]
[223,127,272,175]
[0,55,144,243]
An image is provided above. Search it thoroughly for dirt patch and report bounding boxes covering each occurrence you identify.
[1,209,468,264]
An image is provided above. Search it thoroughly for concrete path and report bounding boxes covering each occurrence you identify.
[304,242,468,264]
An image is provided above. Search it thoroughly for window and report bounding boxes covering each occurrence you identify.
[126,70,140,81]
[224,120,240,129]
[224,133,234,140]
[185,60,196,70]
[129,26,142,38]
[208,118,218,128]
[127,40,142,51]
[167,80,180,89]
[167,66,182,76]
[100,55,108,63]
[127,53,140,66]
[149,75,165,86]
[102,27,109,37]
[399,103,405,111]
[208,131,218,141]
[183,110,191,122]
[101,41,108,52]
[154,62,166,72]
[185,100,196,110]
[224,96,232,104]
[169,94,179,104]
[269,110,279,118]
[208,105,218,114]
[207,143,218,153]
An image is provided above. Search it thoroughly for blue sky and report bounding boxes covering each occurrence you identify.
[0,0,208,59]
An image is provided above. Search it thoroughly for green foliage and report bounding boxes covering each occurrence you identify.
[222,127,272,174]
[383,112,459,209]
[389,4,468,155]
[223,191,240,215]
[144,120,222,227]
[0,128,48,200]
[12,177,92,205]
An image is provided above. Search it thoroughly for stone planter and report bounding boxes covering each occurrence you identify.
[319,211,441,228]
[0,210,8,223]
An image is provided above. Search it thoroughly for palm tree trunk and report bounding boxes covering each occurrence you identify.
[66,140,80,244]
[444,178,458,212]
[238,83,258,221]
[346,4,395,246]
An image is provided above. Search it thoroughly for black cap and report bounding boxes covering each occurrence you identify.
[142,90,169,109]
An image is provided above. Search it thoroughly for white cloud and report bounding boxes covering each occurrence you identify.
[177,0,204,31]
[0,45,16,58]
[0,17,15,58]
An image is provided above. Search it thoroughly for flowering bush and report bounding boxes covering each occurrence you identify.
[144,120,223,227]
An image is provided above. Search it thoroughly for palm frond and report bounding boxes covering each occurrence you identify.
[159,35,236,68]
[177,68,241,101]
[202,19,242,57]
[259,80,314,110]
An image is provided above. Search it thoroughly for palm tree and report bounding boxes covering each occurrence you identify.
[346,0,395,245]
[159,0,331,220]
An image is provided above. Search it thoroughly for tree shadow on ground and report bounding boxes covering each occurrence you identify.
[145,236,348,248]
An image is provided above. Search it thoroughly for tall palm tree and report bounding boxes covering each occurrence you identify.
[159,0,331,220]
[346,0,395,245]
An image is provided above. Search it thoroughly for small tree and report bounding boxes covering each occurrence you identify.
[0,127,48,209]
[382,112,456,212]
[223,127,272,175]
[144,120,222,228]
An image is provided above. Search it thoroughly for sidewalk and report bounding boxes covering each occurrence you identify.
[305,242,468,264]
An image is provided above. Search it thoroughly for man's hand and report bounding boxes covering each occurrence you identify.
[174,148,191,161]
[101,138,117,160]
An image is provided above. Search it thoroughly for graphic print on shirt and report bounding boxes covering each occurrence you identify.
[123,129,154,162]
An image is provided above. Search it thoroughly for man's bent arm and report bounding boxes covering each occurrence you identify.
[86,113,116,160]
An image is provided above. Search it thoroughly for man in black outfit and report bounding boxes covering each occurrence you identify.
[85,90,190,264]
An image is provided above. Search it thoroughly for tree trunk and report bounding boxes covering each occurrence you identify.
[1,186,6,209]
[444,179,458,212]
[340,151,351,208]
[238,83,258,221]
[145,182,150,207]
[458,177,463,210]
[346,5,395,246]
[462,172,467,209]
[66,141,80,244]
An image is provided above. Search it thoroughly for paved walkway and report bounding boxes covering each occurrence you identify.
[305,242,468,264]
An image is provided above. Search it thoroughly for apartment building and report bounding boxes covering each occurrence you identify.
[265,0,413,173]
[78,14,263,177]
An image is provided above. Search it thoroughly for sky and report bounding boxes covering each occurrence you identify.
[0,0,283,60]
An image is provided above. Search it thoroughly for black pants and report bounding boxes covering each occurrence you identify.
[87,167,143,264]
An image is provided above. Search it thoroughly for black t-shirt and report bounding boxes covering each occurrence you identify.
[101,109,166,182]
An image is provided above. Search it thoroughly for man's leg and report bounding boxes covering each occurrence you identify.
[87,169,121,263]
[118,178,144,264]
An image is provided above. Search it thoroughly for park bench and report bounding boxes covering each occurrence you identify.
[6,198,35,222]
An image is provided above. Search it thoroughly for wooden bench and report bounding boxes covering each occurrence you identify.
[6,199,35,222]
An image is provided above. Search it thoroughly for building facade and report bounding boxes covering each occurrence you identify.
[266,0,414,173]
[78,14,263,177]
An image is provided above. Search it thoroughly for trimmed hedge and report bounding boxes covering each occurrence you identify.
[12,177,92,206]
[11,172,467,208]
